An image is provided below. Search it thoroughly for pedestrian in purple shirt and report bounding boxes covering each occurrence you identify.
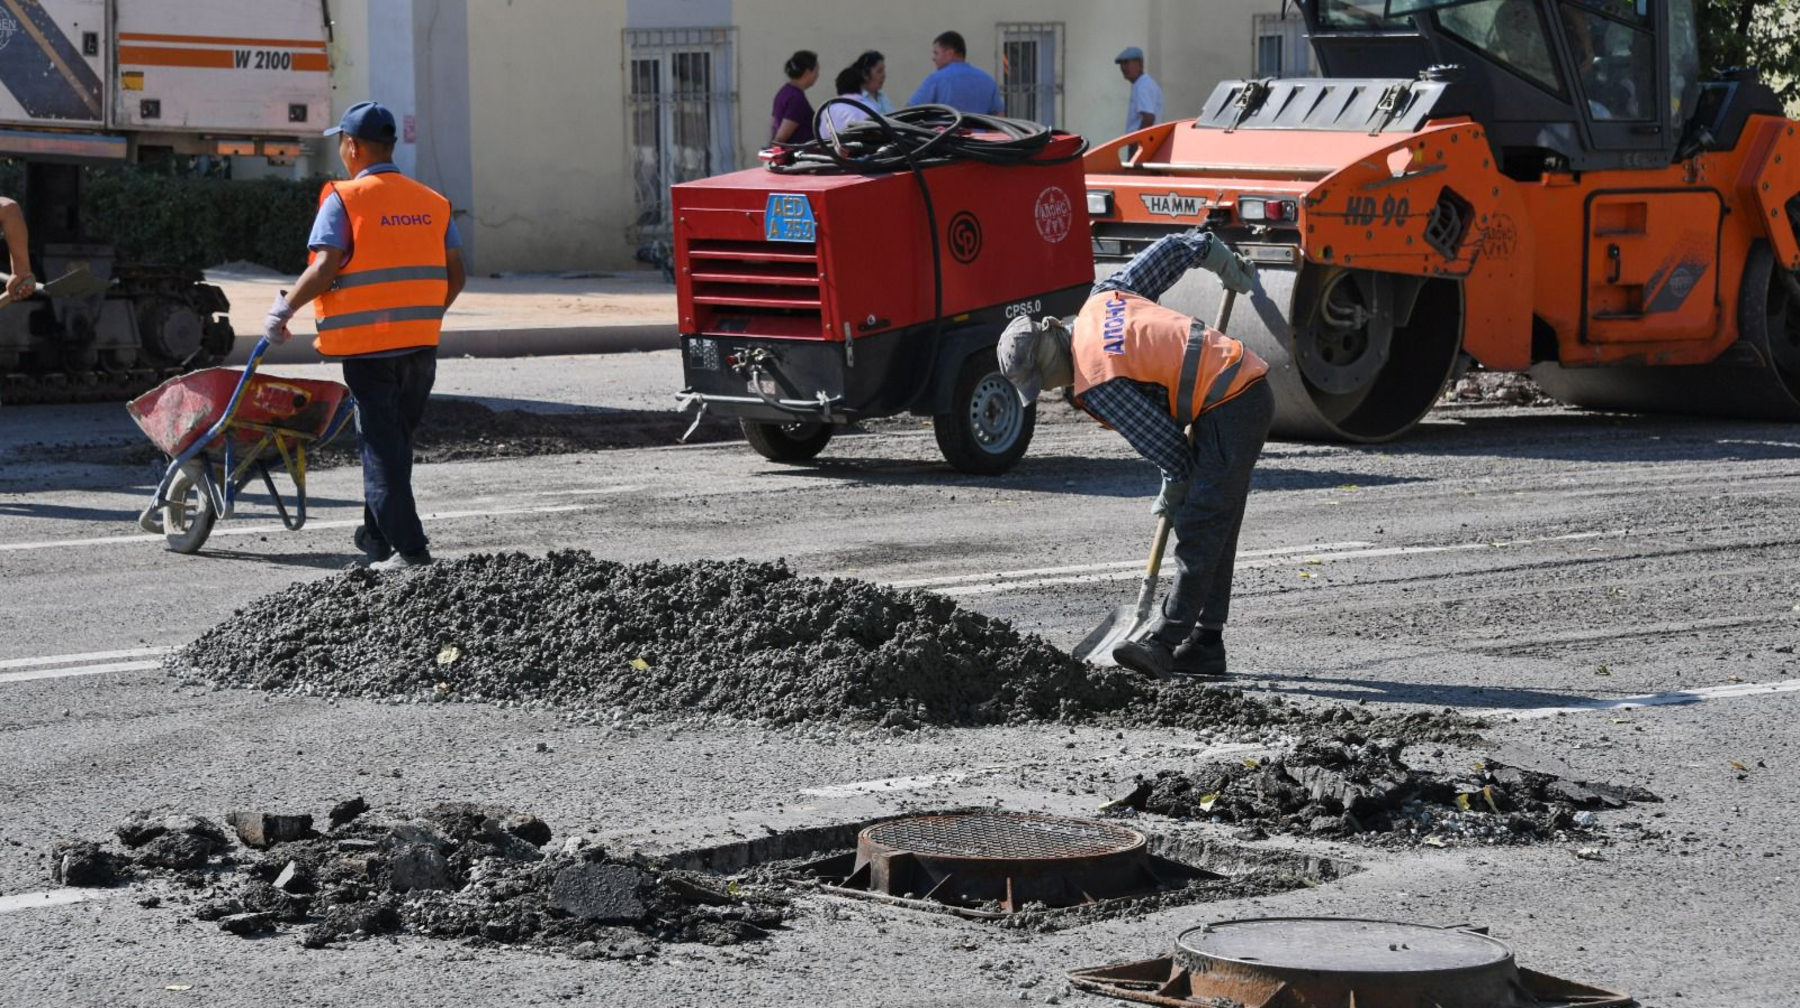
[771,50,820,145]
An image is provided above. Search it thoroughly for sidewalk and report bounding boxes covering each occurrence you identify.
[208,268,678,365]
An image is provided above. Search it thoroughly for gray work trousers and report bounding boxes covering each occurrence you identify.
[1149,378,1274,646]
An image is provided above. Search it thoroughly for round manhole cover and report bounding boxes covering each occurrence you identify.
[852,812,1156,912]
[862,812,1145,860]
[1172,918,1534,1008]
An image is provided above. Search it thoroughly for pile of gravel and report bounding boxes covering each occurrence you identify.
[171,551,1478,739]
[1110,732,1658,846]
[57,801,785,956]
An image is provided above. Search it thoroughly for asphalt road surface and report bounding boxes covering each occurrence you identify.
[1,352,1795,1006]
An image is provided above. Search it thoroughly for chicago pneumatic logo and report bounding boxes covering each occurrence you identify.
[947,210,983,264]
[1035,186,1073,244]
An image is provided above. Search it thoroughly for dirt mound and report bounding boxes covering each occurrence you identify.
[1111,732,1657,846]
[170,552,1480,739]
[55,801,786,956]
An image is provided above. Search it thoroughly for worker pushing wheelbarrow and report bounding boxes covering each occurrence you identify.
[128,336,355,553]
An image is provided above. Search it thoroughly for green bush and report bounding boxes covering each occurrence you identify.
[83,170,326,274]
[0,160,325,273]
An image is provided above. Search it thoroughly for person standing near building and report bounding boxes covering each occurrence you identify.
[1116,46,1163,135]
[996,229,1267,680]
[263,101,465,571]
[823,64,872,139]
[855,50,894,115]
[908,31,1003,114]
[771,50,820,144]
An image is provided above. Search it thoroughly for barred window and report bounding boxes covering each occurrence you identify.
[625,28,738,236]
[1253,13,1314,77]
[997,23,1064,126]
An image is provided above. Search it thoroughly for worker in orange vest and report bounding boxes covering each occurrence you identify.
[265,101,466,571]
[998,229,1270,679]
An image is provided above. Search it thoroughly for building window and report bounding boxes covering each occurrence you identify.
[1253,13,1313,77]
[997,23,1063,125]
[626,28,737,236]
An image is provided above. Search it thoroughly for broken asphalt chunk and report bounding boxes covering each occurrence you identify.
[548,863,649,922]
[227,811,315,849]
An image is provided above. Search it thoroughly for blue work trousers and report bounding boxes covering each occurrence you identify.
[1149,378,1274,645]
[341,348,436,557]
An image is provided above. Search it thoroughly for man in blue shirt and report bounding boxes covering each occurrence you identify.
[908,31,1004,115]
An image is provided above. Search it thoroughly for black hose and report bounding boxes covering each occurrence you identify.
[768,101,1088,347]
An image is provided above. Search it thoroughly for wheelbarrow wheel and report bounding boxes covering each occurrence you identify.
[163,460,217,554]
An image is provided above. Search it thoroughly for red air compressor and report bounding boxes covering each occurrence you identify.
[673,108,1094,474]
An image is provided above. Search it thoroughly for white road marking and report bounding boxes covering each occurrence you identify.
[0,646,171,670]
[883,542,1373,590]
[936,529,1626,598]
[0,503,587,553]
[799,742,1262,800]
[1504,677,1800,720]
[0,660,162,684]
[0,889,107,914]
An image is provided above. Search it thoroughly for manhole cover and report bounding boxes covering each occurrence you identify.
[1070,917,1631,1008]
[849,812,1160,913]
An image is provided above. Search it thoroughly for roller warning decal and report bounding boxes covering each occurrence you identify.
[0,0,102,121]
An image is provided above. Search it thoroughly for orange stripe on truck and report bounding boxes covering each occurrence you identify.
[118,32,328,49]
[118,46,329,72]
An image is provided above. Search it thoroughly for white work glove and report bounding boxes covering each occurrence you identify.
[1198,237,1258,295]
[264,290,294,344]
[1151,479,1189,518]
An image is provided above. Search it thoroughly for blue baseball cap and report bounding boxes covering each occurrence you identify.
[324,101,398,142]
[1115,46,1145,64]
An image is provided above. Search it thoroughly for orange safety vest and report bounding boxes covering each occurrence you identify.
[311,172,451,357]
[1071,290,1268,424]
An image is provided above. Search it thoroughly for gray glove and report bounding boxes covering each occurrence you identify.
[1152,479,1189,518]
[264,290,294,344]
[1198,237,1257,295]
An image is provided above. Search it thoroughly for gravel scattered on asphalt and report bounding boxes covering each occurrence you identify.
[56,801,787,956]
[1109,732,1659,846]
[170,551,1479,740]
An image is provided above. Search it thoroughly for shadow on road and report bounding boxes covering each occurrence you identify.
[1376,409,1800,464]
[1259,670,1601,711]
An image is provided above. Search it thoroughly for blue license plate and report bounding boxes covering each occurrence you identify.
[764,193,817,243]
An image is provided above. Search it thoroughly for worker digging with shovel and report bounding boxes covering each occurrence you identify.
[999,229,1269,679]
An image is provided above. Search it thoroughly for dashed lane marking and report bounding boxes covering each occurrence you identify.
[1502,677,1800,720]
[0,889,108,914]
[0,646,171,669]
[0,660,162,684]
[0,503,587,553]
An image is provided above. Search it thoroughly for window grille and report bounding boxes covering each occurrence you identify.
[997,23,1064,125]
[625,28,738,236]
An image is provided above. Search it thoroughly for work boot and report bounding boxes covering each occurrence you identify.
[353,525,393,562]
[1112,638,1175,681]
[370,550,433,572]
[1173,632,1228,678]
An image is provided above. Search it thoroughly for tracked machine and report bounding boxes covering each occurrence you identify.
[1085,0,1800,441]
[0,0,331,404]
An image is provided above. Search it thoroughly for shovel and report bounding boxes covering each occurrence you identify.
[0,264,104,309]
[1074,287,1238,665]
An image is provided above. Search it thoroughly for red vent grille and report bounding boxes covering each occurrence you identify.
[686,239,825,339]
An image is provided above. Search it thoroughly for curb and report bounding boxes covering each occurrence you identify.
[224,322,679,366]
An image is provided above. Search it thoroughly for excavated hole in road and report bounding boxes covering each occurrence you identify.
[171,551,1481,743]
[664,808,1353,933]
[54,801,789,959]
[1103,732,1662,850]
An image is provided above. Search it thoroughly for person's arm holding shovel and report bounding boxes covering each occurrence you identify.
[0,197,34,302]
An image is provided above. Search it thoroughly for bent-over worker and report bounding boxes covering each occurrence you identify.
[998,230,1270,679]
[0,196,36,301]
[264,101,466,571]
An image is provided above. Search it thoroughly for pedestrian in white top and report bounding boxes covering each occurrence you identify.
[1116,46,1162,135]
[854,50,895,115]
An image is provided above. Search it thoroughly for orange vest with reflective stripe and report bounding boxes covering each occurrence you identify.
[311,173,451,357]
[1071,291,1268,424]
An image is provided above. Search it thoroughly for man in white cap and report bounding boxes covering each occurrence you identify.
[996,229,1269,680]
[1116,46,1162,136]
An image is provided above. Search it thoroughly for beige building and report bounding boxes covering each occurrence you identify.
[310,0,1300,274]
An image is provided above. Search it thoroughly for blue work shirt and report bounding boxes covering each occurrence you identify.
[307,163,462,262]
[908,61,1004,114]
[307,163,461,359]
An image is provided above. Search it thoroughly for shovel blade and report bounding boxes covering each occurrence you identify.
[1074,598,1155,666]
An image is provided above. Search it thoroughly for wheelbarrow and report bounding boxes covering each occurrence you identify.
[128,337,355,553]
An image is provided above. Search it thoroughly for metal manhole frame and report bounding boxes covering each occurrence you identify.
[1067,917,1633,1008]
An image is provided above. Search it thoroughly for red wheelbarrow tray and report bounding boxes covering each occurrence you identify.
[128,365,351,458]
